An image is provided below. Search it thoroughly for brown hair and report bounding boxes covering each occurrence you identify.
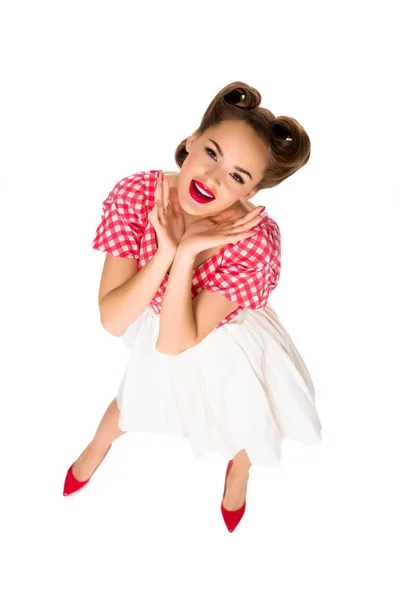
[174,81,311,190]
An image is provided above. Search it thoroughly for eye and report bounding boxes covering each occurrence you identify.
[204,147,244,184]
[232,173,244,184]
[205,148,217,161]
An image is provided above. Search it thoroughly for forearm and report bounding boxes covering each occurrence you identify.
[156,245,198,355]
[100,249,176,337]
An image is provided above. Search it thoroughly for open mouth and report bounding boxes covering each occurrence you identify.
[189,179,215,204]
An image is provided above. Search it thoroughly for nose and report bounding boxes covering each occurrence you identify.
[203,165,221,190]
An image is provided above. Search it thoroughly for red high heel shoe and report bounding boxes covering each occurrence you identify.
[63,444,112,496]
[221,459,247,532]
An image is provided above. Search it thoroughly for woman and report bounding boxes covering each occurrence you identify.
[63,81,322,533]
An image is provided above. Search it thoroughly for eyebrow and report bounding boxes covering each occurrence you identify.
[208,138,253,180]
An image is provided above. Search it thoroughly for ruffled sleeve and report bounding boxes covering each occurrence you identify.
[203,217,281,309]
[92,172,147,259]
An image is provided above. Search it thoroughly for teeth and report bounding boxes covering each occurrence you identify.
[193,181,214,199]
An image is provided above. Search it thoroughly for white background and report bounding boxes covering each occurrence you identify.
[1,0,399,598]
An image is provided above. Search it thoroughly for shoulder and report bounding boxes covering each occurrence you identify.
[259,212,281,261]
[110,169,159,199]
[107,169,161,217]
[225,210,281,270]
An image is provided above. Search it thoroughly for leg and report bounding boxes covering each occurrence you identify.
[232,449,252,472]
[222,449,252,511]
[72,397,126,481]
[92,396,126,449]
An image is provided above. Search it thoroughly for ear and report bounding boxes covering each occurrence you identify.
[242,189,258,202]
[185,130,198,153]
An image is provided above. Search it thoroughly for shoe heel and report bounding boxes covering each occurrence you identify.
[220,459,247,533]
[63,444,111,497]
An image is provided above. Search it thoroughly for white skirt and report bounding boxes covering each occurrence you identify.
[116,304,322,467]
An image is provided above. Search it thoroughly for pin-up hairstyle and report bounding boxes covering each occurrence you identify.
[174,81,311,190]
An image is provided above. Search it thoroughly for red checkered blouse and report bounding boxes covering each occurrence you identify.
[92,170,281,329]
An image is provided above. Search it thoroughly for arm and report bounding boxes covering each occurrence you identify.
[99,249,175,337]
[156,246,239,355]
[156,246,198,355]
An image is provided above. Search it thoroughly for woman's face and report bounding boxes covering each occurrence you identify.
[177,119,269,220]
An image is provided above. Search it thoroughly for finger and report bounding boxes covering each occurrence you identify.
[228,214,263,234]
[155,172,163,198]
[212,208,238,222]
[149,204,161,222]
[234,206,264,227]
[156,173,167,225]
[169,187,184,216]
[230,230,258,243]
[158,202,167,226]
[155,173,163,209]
[162,174,170,212]
[213,206,263,228]
[235,207,264,229]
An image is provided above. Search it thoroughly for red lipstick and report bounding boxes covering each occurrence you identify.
[189,179,215,204]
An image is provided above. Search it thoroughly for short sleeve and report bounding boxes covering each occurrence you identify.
[203,218,281,310]
[92,172,147,259]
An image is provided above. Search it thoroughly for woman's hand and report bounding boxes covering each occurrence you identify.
[148,172,186,255]
[178,205,265,256]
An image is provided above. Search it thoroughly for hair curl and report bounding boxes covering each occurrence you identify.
[174,81,311,190]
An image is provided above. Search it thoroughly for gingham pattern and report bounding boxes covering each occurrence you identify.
[92,170,281,329]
